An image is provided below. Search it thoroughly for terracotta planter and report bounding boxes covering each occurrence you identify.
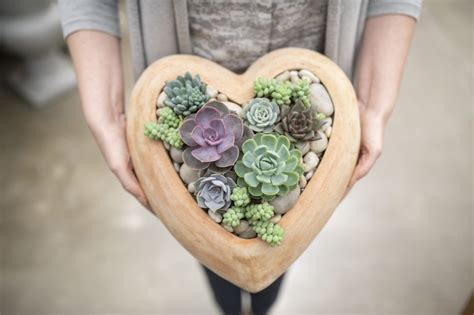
[127,47,360,292]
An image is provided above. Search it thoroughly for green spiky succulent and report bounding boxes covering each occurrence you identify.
[163,72,209,116]
[253,78,292,106]
[244,202,274,224]
[222,207,245,228]
[230,186,250,207]
[291,79,310,107]
[235,133,304,200]
[252,220,285,246]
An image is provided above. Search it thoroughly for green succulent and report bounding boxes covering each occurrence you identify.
[242,98,280,133]
[222,207,245,228]
[244,202,274,224]
[253,78,292,106]
[157,107,181,128]
[235,133,304,200]
[252,220,285,246]
[230,186,250,207]
[163,72,209,116]
[291,79,310,107]
[144,122,183,148]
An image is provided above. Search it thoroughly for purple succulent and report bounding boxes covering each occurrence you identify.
[180,101,252,170]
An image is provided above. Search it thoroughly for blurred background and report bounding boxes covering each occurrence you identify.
[0,0,472,314]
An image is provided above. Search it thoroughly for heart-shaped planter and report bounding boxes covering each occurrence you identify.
[127,48,360,292]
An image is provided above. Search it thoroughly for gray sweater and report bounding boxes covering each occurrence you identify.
[58,0,422,80]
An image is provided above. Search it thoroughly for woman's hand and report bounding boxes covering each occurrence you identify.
[347,14,416,190]
[66,30,149,209]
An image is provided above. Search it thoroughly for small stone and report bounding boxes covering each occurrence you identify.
[295,141,310,155]
[164,142,171,150]
[217,94,228,101]
[234,220,249,234]
[187,182,195,193]
[310,131,328,153]
[173,162,181,172]
[303,151,319,172]
[239,227,257,239]
[170,147,184,163]
[298,69,320,83]
[305,170,314,181]
[270,214,282,224]
[222,224,233,233]
[270,186,300,214]
[179,163,200,184]
[208,210,222,223]
[290,71,299,83]
[275,71,290,82]
[299,175,307,188]
[309,83,334,116]
[223,101,242,115]
[325,126,332,138]
[320,117,333,132]
[206,85,218,98]
[156,91,167,108]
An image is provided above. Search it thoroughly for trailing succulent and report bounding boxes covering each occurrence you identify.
[144,107,183,148]
[242,98,280,133]
[274,100,326,142]
[195,174,235,212]
[235,133,304,200]
[222,207,245,228]
[291,79,311,108]
[180,101,253,171]
[163,72,209,116]
[253,220,285,247]
[253,78,292,106]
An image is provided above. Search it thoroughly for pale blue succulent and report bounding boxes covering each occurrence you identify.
[242,98,280,133]
[195,174,236,212]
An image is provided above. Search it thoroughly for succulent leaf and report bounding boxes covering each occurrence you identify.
[163,72,209,116]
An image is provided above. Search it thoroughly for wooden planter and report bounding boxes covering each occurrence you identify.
[127,48,360,293]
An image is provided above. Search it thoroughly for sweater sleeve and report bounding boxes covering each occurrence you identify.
[368,0,423,21]
[58,0,121,39]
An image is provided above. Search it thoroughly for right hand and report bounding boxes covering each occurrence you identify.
[90,113,150,210]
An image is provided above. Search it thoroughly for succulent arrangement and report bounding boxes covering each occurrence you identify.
[145,70,334,247]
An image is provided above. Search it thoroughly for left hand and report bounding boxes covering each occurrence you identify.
[347,100,385,191]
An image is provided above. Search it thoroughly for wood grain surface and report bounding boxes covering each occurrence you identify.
[127,48,360,293]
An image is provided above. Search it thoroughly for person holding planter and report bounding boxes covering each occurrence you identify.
[59,1,422,314]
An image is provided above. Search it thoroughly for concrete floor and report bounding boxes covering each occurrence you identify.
[0,1,472,314]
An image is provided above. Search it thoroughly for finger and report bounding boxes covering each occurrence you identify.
[113,164,150,210]
[348,149,379,188]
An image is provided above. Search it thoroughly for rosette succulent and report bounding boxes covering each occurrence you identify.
[163,72,209,116]
[235,133,304,200]
[274,100,326,142]
[180,101,253,171]
[242,98,280,133]
[195,174,235,212]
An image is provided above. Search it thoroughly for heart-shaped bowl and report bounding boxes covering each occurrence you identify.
[127,47,360,292]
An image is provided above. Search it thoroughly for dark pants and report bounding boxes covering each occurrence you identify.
[202,265,285,315]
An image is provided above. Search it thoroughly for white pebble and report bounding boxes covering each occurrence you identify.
[170,147,184,163]
[299,175,307,188]
[222,224,233,233]
[299,69,320,83]
[295,141,310,155]
[290,71,299,83]
[325,126,332,138]
[156,91,167,108]
[206,85,218,98]
[223,101,242,115]
[305,170,314,181]
[173,162,181,172]
[270,214,282,224]
[310,131,328,153]
[235,220,249,234]
[216,94,228,101]
[320,117,333,132]
[303,151,319,172]
[164,142,171,150]
[275,71,290,82]
[179,163,200,184]
[309,83,334,116]
[208,210,222,223]
[187,182,195,193]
